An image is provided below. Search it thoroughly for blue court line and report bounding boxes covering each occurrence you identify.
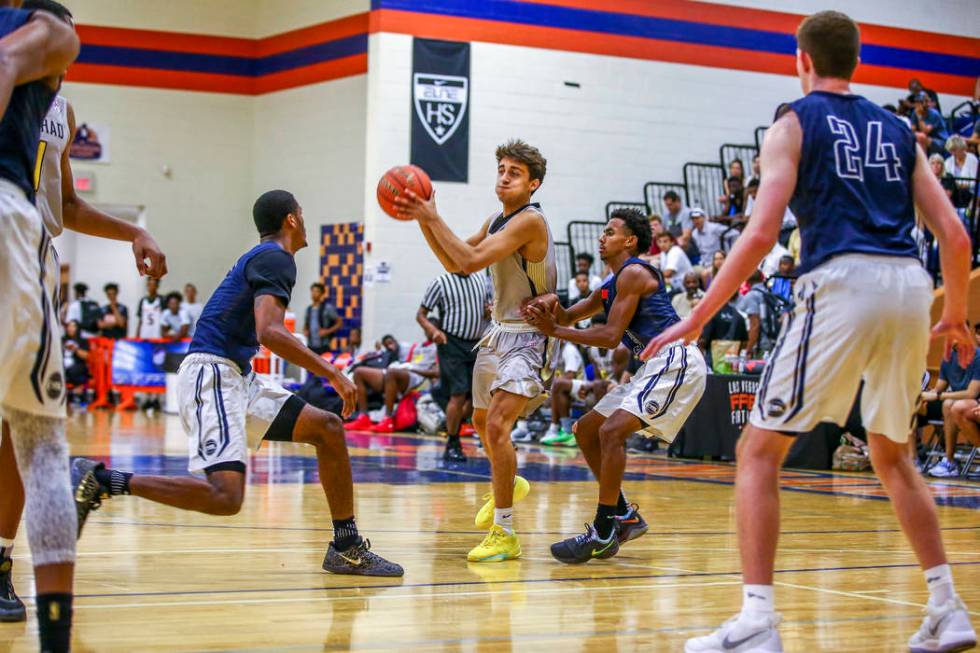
[190,613,925,653]
[69,560,980,601]
[86,517,980,538]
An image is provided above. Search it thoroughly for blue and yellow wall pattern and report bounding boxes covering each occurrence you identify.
[319,222,363,351]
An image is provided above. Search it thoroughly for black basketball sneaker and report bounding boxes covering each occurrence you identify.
[550,523,620,564]
[0,555,25,622]
[322,539,404,577]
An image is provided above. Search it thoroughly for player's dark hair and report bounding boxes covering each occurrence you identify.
[495,139,547,187]
[165,291,183,305]
[747,178,760,189]
[73,282,87,295]
[22,0,72,22]
[575,271,590,279]
[310,282,325,292]
[253,189,299,237]
[610,208,652,255]
[103,283,118,293]
[576,252,594,265]
[796,11,860,80]
[663,190,680,202]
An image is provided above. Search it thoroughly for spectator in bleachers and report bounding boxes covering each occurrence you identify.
[727,158,745,183]
[743,178,759,216]
[911,91,949,154]
[655,231,693,290]
[661,191,694,250]
[62,320,90,388]
[920,326,980,477]
[689,208,728,259]
[909,78,941,113]
[883,103,913,130]
[643,214,664,260]
[345,327,365,358]
[160,292,191,341]
[737,270,774,357]
[98,282,128,339]
[719,175,744,218]
[567,253,602,302]
[944,135,977,207]
[136,276,163,339]
[541,341,585,446]
[948,401,980,478]
[183,283,204,337]
[699,291,748,371]
[304,282,342,355]
[929,153,959,205]
[702,249,726,289]
[364,329,440,434]
[66,282,102,339]
[747,154,761,186]
[760,239,791,278]
[671,272,704,319]
[770,256,796,301]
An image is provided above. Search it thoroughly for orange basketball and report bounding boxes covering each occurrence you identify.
[377,165,432,220]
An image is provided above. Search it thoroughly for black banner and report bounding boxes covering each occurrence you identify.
[410,38,470,182]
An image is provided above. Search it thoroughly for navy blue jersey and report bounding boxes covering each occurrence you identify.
[189,242,296,374]
[0,8,57,201]
[600,258,679,358]
[787,91,918,275]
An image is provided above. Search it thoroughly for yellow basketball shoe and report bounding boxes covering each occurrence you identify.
[475,475,530,529]
[467,525,522,562]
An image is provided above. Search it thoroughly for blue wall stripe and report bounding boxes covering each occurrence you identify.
[78,34,368,77]
[376,0,980,77]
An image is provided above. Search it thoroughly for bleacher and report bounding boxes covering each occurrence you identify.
[554,103,980,288]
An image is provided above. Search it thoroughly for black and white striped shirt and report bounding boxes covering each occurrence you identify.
[421,272,491,341]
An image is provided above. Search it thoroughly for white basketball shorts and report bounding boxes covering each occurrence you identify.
[177,353,305,472]
[593,342,707,442]
[0,181,65,419]
[751,254,933,443]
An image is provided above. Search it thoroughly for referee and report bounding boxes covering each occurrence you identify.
[417,271,491,462]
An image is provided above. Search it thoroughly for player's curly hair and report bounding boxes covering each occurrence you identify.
[610,208,652,255]
[495,139,547,187]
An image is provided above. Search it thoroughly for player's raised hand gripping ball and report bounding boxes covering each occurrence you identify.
[377,165,432,219]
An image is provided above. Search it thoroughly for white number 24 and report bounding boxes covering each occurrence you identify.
[827,116,902,182]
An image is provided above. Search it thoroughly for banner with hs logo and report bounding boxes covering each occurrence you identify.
[411,38,470,182]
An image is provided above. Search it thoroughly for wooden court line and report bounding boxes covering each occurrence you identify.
[775,580,980,617]
[68,579,744,610]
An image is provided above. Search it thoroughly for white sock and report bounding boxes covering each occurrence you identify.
[493,507,514,534]
[924,564,956,605]
[741,584,775,618]
[547,423,559,435]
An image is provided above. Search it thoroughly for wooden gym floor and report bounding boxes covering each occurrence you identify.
[1,411,978,652]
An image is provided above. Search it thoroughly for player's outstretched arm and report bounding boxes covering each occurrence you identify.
[59,103,168,278]
[397,190,541,273]
[525,267,645,349]
[640,111,799,360]
[0,11,78,118]
[912,144,975,363]
[254,295,357,417]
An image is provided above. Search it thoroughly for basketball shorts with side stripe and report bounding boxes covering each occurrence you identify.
[751,254,933,443]
[0,182,65,419]
[177,353,303,472]
[593,342,707,443]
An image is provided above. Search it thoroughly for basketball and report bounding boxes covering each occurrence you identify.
[377,164,432,219]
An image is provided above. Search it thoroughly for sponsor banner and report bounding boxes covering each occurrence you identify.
[69,122,110,163]
[410,38,470,182]
[111,339,189,387]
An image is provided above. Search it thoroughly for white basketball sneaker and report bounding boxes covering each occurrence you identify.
[685,613,783,653]
[908,597,977,653]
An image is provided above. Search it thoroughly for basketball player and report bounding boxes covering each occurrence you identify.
[395,140,557,562]
[0,2,79,650]
[642,12,976,653]
[523,209,707,563]
[0,0,168,625]
[73,190,404,577]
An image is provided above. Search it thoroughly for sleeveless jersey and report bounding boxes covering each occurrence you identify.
[601,257,679,357]
[0,9,57,202]
[487,203,557,327]
[36,95,69,236]
[786,91,918,275]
